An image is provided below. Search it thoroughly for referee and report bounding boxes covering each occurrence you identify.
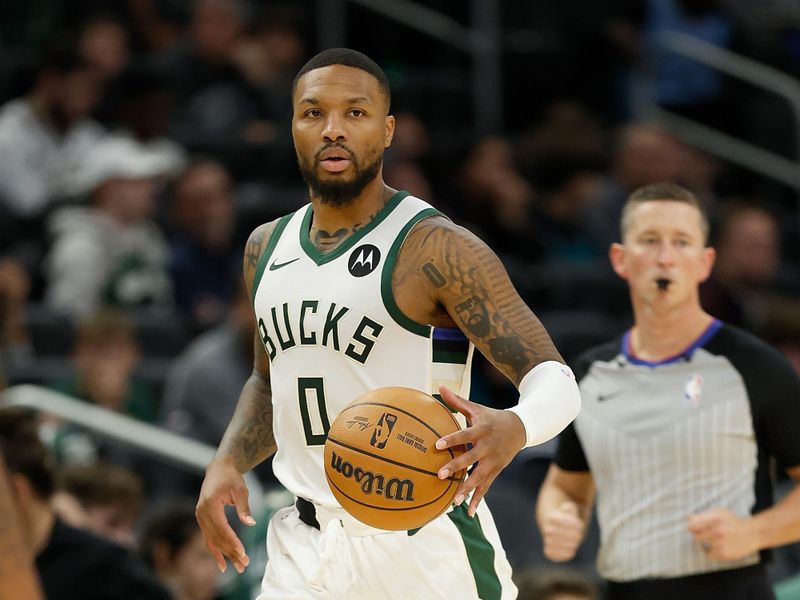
[536,183,800,600]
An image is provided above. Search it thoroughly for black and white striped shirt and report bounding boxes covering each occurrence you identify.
[555,321,800,581]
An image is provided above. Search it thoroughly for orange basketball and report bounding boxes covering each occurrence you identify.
[323,386,465,531]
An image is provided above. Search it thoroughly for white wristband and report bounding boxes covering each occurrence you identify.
[507,360,581,448]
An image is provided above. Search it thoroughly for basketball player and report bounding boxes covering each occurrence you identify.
[195,48,581,600]
[536,183,800,599]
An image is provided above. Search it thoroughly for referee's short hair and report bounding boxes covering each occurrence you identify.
[621,182,709,242]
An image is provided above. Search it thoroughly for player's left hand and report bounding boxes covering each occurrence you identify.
[687,507,759,561]
[434,385,527,517]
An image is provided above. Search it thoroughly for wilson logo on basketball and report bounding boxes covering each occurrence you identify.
[369,412,397,449]
[329,451,415,501]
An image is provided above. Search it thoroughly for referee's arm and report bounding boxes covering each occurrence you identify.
[536,424,595,562]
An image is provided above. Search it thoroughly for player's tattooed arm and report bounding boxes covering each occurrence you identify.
[403,217,562,385]
[214,222,280,472]
[243,221,277,296]
[217,336,276,472]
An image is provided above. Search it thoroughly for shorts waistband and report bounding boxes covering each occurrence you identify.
[295,497,391,537]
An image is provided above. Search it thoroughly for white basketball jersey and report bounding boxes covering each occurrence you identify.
[252,192,474,507]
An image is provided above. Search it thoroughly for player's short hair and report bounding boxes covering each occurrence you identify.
[0,409,55,499]
[292,48,391,108]
[58,463,143,515]
[621,182,709,242]
[139,502,200,567]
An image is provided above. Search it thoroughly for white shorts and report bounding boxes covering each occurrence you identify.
[257,500,517,600]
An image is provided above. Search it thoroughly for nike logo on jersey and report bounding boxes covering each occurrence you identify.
[269,257,300,271]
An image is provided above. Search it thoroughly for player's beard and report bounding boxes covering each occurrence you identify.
[297,144,383,207]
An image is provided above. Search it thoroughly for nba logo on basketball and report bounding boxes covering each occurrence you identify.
[370,412,397,449]
[683,374,703,407]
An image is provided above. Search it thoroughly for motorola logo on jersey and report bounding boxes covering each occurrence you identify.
[348,244,381,277]
[370,412,397,449]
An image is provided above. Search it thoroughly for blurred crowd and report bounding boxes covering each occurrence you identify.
[1,0,799,599]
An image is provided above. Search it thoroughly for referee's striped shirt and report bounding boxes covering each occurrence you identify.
[555,320,800,582]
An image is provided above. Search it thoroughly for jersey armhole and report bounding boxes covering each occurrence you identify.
[379,208,442,337]
[251,213,294,301]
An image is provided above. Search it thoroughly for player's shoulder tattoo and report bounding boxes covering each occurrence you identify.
[243,220,281,289]
[403,216,561,383]
[402,215,497,296]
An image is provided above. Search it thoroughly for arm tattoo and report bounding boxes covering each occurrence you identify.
[245,229,266,269]
[217,374,276,472]
[421,261,446,288]
[455,295,490,337]
[410,221,561,382]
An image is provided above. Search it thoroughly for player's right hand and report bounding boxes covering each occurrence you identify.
[541,501,584,562]
[195,458,256,573]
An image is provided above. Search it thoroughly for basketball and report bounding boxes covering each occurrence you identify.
[323,386,466,531]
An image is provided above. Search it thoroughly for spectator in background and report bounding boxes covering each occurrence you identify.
[105,66,188,177]
[0,258,34,387]
[515,566,600,600]
[43,137,174,318]
[168,159,238,328]
[0,409,170,600]
[582,122,687,250]
[160,277,252,446]
[125,0,185,52]
[0,41,104,220]
[232,5,306,125]
[157,279,256,497]
[140,502,221,600]
[77,13,131,82]
[53,462,144,550]
[383,112,436,202]
[162,0,283,179]
[48,309,157,467]
[701,203,783,331]
[452,136,537,260]
[516,101,607,173]
[528,155,605,265]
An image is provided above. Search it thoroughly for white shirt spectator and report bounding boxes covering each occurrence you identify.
[0,99,104,217]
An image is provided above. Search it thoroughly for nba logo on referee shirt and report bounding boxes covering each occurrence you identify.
[683,374,703,407]
[370,412,397,449]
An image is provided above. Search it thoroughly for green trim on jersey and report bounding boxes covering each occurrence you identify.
[299,191,410,265]
[251,213,294,301]
[380,207,441,337]
[448,505,502,600]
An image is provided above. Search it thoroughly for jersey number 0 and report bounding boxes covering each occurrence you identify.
[298,377,330,445]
